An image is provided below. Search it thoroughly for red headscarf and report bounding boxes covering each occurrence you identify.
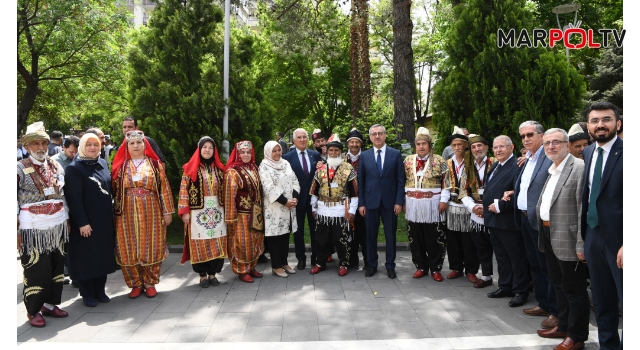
[225,140,257,170]
[182,136,226,181]
[111,131,161,180]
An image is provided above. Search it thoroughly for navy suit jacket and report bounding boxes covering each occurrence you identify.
[514,150,552,230]
[357,145,405,209]
[483,155,520,231]
[282,148,321,207]
[580,138,623,250]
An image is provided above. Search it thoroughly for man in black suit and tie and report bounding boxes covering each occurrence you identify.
[358,124,406,279]
[582,102,623,350]
[483,136,530,308]
[282,128,322,270]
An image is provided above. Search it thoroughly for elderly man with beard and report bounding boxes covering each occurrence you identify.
[309,135,358,276]
[567,124,590,160]
[344,128,368,270]
[18,122,70,328]
[460,135,497,288]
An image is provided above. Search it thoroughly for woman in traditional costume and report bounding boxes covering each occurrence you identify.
[178,137,228,287]
[223,140,264,283]
[258,141,300,278]
[65,133,117,307]
[112,130,174,298]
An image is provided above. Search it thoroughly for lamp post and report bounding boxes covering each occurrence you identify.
[552,3,581,62]
[222,0,230,160]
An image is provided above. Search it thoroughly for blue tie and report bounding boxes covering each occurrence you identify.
[376,149,383,176]
[587,147,603,228]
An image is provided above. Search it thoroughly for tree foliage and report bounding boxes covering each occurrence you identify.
[586,43,622,111]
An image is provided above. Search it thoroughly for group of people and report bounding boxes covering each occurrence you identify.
[17,101,622,350]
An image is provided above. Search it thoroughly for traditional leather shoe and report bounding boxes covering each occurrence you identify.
[387,269,397,279]
[473,278,492,288]
[129,287,144,299]
[283,265,296,274]
[446,270,464,279]
[487,289,514,298]
[413,269,427,279]
[554,337,584,350]
[310,264,325,274]
[338,266,348,276]
[327,255,333,263]
[523,305,550,316]
[82,297,97,307]
[41,305,68,318]
[296,260,306,270]
[238,274,254,283]
[508,293,527,307]
[209,276,220,286]
[97,294,110,303]
[249,269,263,278]
[467,273,478,283]
[28,313,46,328]
[537,325,568,339]
[541,315,559,329]
[272,269,288,278]
[432,271,444,282]
[145,286,157,298]
[365,267,377,277]
[199,277,210,288]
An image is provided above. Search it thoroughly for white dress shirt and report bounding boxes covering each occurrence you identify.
[517,146,544,211]
[492,153,514,213]
[347,150,361,162]
[296,148,311,171]
[588,136,617,201]
[539,154,571,221]
[373,144,387,169]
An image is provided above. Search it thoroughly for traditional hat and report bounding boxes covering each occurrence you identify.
[22,121,50,145]
[446,125,469,144]
[415,127,431,142]
[346,128,364,143]
[326,134,343,150]
[125,130,145,142]
[568,123,590,143]
[311,128,325,141]
[468,134,488,146]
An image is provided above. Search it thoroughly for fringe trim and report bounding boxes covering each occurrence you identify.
[446,205,472,232]
[19,222,68,256]
[405,197,445,223]
[316,214,348,227]
[470,221,486,232]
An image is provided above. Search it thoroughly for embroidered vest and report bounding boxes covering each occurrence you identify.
[315,162,356,204]
[403,154,446,189]
[230,166,262,215]
[18,158,65,206]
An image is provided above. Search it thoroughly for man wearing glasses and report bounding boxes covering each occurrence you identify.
[534,128,589,350]
[513,121,558,327]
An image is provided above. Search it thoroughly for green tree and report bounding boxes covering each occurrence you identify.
[431,0,585,152]
[586,44,622,111]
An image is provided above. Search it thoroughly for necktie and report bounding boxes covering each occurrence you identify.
[488,164,502,183]
[376,149,383,175]
[587,147,603,228]
[301,151,309,176]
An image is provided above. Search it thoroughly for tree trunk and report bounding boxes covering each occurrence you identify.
[357,0,371,116]
[349,0,361,125]
[17,79,38,136]
[392,0,415,145]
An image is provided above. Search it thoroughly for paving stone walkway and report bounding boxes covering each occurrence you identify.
[17,251,619,349]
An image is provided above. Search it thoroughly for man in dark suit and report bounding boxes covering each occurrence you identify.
[581,102,623,350]
[513,121,558,325]
[282,128,322,270]
[483,136,530,308]
[357,124,405,279]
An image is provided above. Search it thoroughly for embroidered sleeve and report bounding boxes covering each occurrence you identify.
[178,174,191,216]
[224,169,238,222]
[157,162,175,215]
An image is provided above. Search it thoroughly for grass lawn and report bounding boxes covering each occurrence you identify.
[166,211,410,245]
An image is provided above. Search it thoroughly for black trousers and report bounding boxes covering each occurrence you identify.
[348,211,367,268]
[315,218,352,268]
[407,221,446,272]
[446,228,479,274]
[192,258,224,276]
[541,226,590,343]
[489,227,530,296]
[364,203,398,270]
[78,275,108,299]
[584,225,623,350]
[294,200,316,264]
[21,248,65,316]
[471,225,493,276]
[266,233,290,269]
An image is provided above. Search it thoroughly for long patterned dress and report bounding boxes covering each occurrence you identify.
[178,165,227,265]
[113,158,174,287]
[224,165,264,274]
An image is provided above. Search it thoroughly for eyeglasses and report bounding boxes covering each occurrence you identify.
[520,132,539,139]
[588,117,615,125]
[370,132,385,137]
[543,140,568,147]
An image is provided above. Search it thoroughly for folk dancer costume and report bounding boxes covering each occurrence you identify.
[344,128,368,270]
[112,131,175,298]
[18,122,69,327]
[224,140,265,283]
[441,126,480,281]
[459,135,497,288]
[403,127,448,281]
[309,135,358,276]
[178,137,228,287]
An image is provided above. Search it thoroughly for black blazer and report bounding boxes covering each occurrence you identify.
[514,151,552,230]
[580,137,623,250]
[483,155,520,231]
[357,146,406,209]
[282,148,321,206]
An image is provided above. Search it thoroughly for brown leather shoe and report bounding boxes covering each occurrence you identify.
[541,314,559,329]
[238,273,254,283]
[523,305,551,316]
[466,273,478,283]
[249,269,263,278]
[473,278,492,288]
[537,325,568,339]
[446,270,464,279]
[40,305,68,318]
[28,313,46,328]
[432,271,443,282]
[554,337,585,350]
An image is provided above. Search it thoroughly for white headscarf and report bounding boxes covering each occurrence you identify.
[78,133,101,160]
[261,140,285,170]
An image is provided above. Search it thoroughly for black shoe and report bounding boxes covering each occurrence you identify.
[258,254,269,263]
[387,269,397,279]
[487,288,514,298]
[508,293,528,307]
[365,267,377,277]
[199,278,209,288]
[71,280,78,288]
[296,260,306,270]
